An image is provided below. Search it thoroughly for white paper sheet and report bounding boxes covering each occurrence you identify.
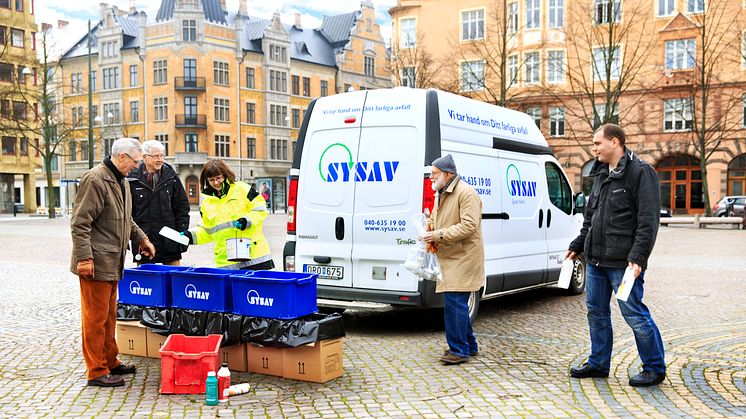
[615,267,636,302]
[158,226,190,246]
[557,258,575,289]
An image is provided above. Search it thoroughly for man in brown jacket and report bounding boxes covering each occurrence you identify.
[70,137,156,387]
[422,154,485,365]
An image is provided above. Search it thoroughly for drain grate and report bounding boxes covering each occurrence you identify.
[13,366,68,380]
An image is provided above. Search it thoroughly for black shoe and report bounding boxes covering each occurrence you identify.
[629,371,666,387]
[444,349,478,357]
[570,363,609,378]
[110,363,136,375]
[87,373,124,387]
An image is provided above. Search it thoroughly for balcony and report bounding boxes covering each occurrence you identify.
[174,77,206,91]
[175,114,207,128]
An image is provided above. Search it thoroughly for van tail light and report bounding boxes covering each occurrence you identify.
[287,177,298,233]
[713,203,719,211]
[422,176,434,214]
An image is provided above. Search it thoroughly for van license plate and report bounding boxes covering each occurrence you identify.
[304,264,344,280]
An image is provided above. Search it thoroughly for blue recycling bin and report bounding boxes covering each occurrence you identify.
[170,267,243,312]
[230,270,318,319]
[118,264,191,308]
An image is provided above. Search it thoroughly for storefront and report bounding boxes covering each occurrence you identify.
[656,154,704,215]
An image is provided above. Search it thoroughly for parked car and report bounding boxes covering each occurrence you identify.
[660,207,672,218]
[712,196,746,217]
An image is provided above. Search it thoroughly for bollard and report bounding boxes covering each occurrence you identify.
[12,203,17,217]
[694,213,701,229]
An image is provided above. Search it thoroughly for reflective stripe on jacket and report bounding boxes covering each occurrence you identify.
[191,181,271,268]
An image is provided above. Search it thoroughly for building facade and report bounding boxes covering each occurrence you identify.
[58,0,390,209]
[390,0,746,214]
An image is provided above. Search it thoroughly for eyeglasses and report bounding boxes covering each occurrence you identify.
[144,154,165,160]
[123,153,140,164]
[429,170,443,179]
[207,175,224,184]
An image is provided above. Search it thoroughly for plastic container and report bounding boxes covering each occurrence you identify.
[118,264,191,307]
[217,362,230,402]
[171,267,242,312]
[230,271,318,319]
[159,334,223,394]
[205,371,218,405]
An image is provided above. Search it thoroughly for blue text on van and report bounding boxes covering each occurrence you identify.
[325,161,400,182]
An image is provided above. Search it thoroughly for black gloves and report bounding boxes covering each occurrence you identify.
[233,217,249,231]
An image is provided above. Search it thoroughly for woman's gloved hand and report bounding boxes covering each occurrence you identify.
[233,217,250,231]
[180,231,193,244]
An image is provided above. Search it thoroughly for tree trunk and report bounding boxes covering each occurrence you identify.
[45,157,56,219]
[700,156,711,216]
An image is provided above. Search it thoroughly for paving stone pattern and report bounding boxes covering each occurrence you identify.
[0,215,744,417]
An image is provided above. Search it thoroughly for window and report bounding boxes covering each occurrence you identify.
[526,0,540,29]
[508,3,519,33]
[153,59,167,84]
[0,100,8,117]
[103,102,120,124]
[270,104,288,126]
[549,107,565,137]
[69,141,76,161]
[215,135,230,157]
[742,94,746,127]
[526,107,541,128]
[0,63,11,82]
[549,0,564,28]
[270,138,288,160]
[12,101,26,120]
[595,0,621,24]
[19,137,27,155]
[185,133,198,152]
[246,67,255,88]
[102,138,115,158]
[246,102,255,124]
[102,67,119,90]
[593,47,621,81]
[2,136,15,155]
[0,0,7,8]
[292,108,300,128]
[292,75,299,95]
[0,27,5,45]
[72,106,83,126]
[546,163,573,215]
[269,70,287,92]
[214,61,229,86]
[11,28,23,48]
[70,72,82,93]
[547,51,565,83]
[154,97,168,121]
[461,61,484,92]
[687,0,704,13]
[130,101,139,123]
[214,98,229,122]
[593,103,620,128]
[183,19,196,42]
[14,0,21,11]
[658,0,674,16]
[364,57,375,77]
[665,39,695,70]
[90,71,96,91]
[101,41,118,58]
[270,45,287,62]
[129,65,138,86]
[81,141,89,160]
[461,9,484,41]
[400,18,416,48]
[524,52,540,84]
[344,83,351,92]
[508,55,518,85]
[303,77,310,96]
[664,98,693,131]
[155,134,169,155]
[247,137,256,158]
[402,67,416,87]
[321,80,328,96]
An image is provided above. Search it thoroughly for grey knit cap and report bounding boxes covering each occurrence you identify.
[432,154,457,174]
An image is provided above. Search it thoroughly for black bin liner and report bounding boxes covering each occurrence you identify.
[169,309,208,336]
[116,303,144,321]
[241,312,345,348]
[140,306,173,335]
[205,312,243,347]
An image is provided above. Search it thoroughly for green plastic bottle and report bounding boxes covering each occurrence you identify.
[205,371,218,406]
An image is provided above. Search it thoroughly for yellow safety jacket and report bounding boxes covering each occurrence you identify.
[191,180,271,269]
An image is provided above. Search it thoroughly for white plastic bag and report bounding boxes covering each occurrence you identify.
[557,258,575,289]
[402,213,442,281]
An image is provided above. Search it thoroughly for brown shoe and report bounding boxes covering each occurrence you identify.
[110,363,136,375]
[439,353,469,365]
[87,374,124,387]
[444,349,478,357]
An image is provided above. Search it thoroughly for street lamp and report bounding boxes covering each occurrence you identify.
[94,112,114,159]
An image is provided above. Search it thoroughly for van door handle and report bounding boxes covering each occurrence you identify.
[335,217,344,240]
[547,208,552,228]
[538,209,544,228]
[313,256,331,264]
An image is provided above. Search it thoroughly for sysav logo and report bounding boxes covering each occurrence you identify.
[319,143,399,182]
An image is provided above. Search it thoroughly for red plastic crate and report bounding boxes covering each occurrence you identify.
[159,334,223,394]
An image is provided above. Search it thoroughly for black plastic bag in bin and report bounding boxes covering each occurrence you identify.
[169,309,208,336]
[140,306,173,334]
[205,312,243,347]
[116,303,144,321]
[241,312,345,348]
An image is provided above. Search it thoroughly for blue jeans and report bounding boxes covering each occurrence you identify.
[585,264,666,374]
[444,292,478,358]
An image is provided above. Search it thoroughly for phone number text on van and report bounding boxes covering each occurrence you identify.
[363,219,406,233]
[461,176,493,196]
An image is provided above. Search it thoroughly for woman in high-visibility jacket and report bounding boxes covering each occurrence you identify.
[183,160,274,270]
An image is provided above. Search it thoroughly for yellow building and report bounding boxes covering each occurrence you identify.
[59,0,390,208]
[0,0,40,213]
[390,0,746,214]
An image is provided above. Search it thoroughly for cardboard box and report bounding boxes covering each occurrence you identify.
[282,338,343,383]
[146,329,169,358]
[220,343,248,372]
[247,344,284,377]
[115,321,148,357]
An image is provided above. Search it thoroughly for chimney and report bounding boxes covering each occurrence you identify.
[57,20,69,29]
[41,23,52,33]
[239,0,247,16]
[99,3,107,21]
[129,0,136,14]
[294,13,302,29]
[219,0,226,10]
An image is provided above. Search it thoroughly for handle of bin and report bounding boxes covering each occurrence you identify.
[296,275,316,285]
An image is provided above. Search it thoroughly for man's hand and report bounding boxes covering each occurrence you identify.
[421,231,434,243]
[139,239,156,259]
[77,258,94,280]
[565,250,577,261]
[628,261,642,279]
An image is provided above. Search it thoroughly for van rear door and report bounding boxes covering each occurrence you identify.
[543,159,579,281]
[295,92,368,288]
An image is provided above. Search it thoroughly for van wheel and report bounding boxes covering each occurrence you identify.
[566,256,586,295]
[468,289,481,323]
[318,307,346,315]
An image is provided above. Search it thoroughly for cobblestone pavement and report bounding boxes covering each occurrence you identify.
[0,214,744,418]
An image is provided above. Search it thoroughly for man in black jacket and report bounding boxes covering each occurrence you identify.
[566,124,666,387]
[128,140,191,265]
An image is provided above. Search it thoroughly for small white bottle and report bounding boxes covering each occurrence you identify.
[217,362,231,403]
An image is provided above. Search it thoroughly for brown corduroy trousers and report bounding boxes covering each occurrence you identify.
[79,278,122,380]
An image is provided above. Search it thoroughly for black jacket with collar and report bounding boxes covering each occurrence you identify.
[127,162,191,263]
[568,148,660,270]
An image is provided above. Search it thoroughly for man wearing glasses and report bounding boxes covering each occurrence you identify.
[127,140,190,265]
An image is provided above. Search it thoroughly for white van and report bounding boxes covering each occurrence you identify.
[283,88,586,320]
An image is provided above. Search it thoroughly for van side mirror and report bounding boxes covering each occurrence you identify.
[573,193,586,215]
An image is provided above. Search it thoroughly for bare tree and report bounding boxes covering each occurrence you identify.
[390,30,459,92]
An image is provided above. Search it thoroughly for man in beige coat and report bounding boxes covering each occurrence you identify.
[422,154,485,365]
[70,138,155,387]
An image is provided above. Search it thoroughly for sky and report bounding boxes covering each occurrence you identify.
[36,0,397,59]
